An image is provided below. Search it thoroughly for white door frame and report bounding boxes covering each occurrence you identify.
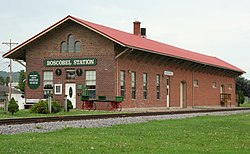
[180,81,187,108]
[166,76,170,107]
[65,83,76,108]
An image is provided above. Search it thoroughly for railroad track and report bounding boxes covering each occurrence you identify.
[1,107,250,125]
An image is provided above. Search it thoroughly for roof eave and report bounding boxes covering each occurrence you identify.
[126,45,245,74]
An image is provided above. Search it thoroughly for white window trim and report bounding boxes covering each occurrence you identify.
[54,84,62,95]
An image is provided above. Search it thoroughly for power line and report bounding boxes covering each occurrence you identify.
[0,65,9,72]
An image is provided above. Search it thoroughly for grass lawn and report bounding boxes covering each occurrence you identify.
[240,102,250,107]
[1,113,250,153]
[0,109,120,119]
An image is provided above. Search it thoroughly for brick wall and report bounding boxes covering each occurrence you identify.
[25,20,237,109]
[117,50,237,108]
[25,21,116,108]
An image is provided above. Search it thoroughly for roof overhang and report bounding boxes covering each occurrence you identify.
[2,15,245,75]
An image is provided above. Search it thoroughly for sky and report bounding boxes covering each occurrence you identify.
[0,0,250,79]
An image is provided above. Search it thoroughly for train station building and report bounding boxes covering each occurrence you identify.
[3,15,244,109]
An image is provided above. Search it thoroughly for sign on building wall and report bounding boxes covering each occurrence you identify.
[44,58,97,67]
[28,72,40,89]
[164,70,174,76]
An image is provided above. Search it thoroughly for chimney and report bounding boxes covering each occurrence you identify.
[133,21,141,36]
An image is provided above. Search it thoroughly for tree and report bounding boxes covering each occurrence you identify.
[237,91,245,105]
[0,76,5,85]
[8,98,19,115]
[5,76,10,87]
[18,70,26,92]
[236,76,250,97]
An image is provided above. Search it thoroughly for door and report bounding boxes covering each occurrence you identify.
[180,81,187,108]
[65,83,76,108]
[166,77,170,107]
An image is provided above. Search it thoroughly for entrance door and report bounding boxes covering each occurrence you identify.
[166,77,170,107]
[65,83,76,108]
[180,81,187,108]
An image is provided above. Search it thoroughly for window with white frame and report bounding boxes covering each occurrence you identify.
[86,70,96,98]
[212,82,217,88]
[229,84,232,90]
[131,72,136,99]
[194,79,198,87]
[143,73,147,99]
[68,34,75,52]
[43,71,53,98]
[156,74,160,99]
[54,84,62,95]
[120,70,125,98]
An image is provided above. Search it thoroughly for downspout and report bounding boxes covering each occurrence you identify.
[115,48,131,96]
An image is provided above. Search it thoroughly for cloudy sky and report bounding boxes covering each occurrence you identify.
[1,0,250,78]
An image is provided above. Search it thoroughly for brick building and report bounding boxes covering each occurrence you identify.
[3,15,244,109]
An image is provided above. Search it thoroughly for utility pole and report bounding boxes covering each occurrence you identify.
[2,39,18,100]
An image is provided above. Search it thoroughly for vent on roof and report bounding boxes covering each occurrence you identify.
[141,28,146,37]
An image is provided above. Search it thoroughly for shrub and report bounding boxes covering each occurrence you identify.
[52,100,61,113]
[8,98,19,115]
[31,100,62,114]
[67,99,73,111]
[30,100,48,114]
[237,91,245,105]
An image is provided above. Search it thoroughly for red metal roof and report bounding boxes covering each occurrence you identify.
[3,15,244,73]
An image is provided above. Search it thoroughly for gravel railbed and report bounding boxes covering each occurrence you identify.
[1,110,250,135]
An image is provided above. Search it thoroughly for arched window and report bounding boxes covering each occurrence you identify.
[60,41,67,53]
[68,34,75,52]
[75,41,81,52]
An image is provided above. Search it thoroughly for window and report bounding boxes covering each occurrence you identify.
[143,73,147,99]
[212,82,217,88]
[131,72,136,99]
[75,41,81,52]
[229,84,232,90]
[86,70,96,98]
[194,80,198,87]
[156,74,160,99]
[60,34,81,53]
[43,71,53,98]
[68,35,75,52]
[54,84,62,95]
[120,70,125,98]
[66,69,75,80]
[60,41,67,53]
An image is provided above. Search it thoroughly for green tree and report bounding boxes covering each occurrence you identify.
[237,91,245,106]
[18,70,26,92]
[0,76,5,85]
[8,98,19,115]
[5,76,10,87]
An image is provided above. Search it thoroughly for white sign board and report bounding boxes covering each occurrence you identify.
[164,70,174,76]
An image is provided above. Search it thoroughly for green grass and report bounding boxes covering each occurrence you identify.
[1,113,250,153]
[240,102,250,107]
[0,109,121,119]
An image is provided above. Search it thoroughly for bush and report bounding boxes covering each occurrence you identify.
[31,100,62,114]
[8,98,19,115]
[30,100,48,114]
[67,99,73,111]
[52,100,61,113]
[237,91,245,105]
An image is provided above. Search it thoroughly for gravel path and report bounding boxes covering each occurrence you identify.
[1,110,250,135]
